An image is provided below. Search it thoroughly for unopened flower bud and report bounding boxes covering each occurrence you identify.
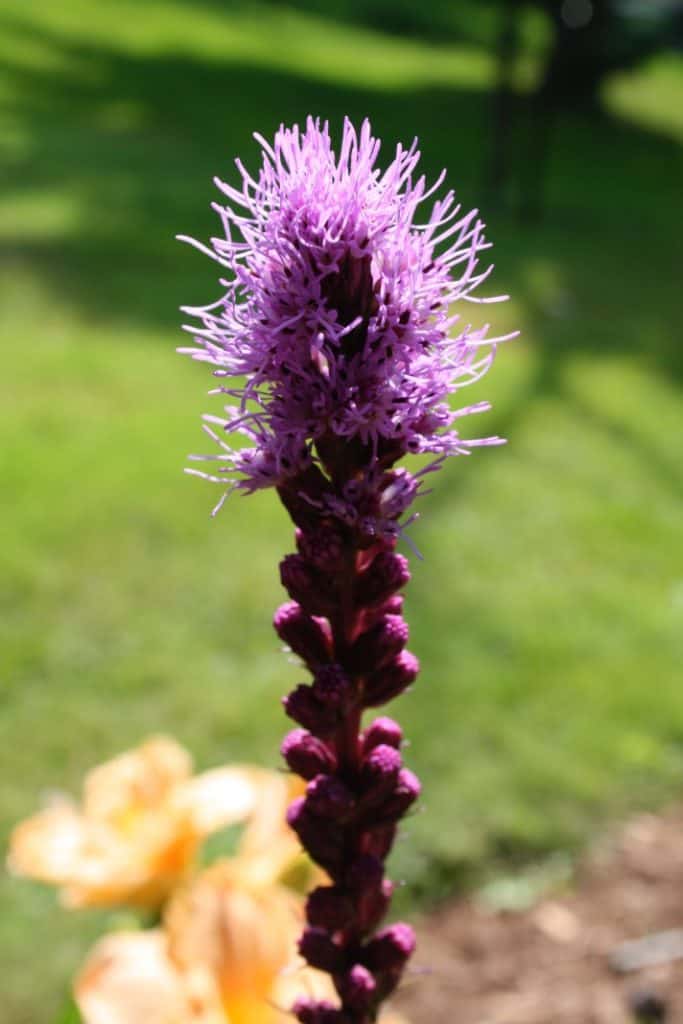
[292,997,348,1024]
[364,649,419,707]
[287,797,344,874]
[349,614,408,672]
[354,551,410,609]
[362,717,403,754]
[376,768,421,823]
[297,523,346,572]
[362,823,397,861]
[273,601,331,669]
[359,744,401,809]
[281,729,336,780]
[306,885,355,931]
[312,664,354,707]
[344,854,392,930]
[280,554,335,615]
[381,595,404,616]
[365,923,415,970]
[306,775,356,820]
[277,467,330,531]
[299,927,345,972]
[346,853,384,892]
[283,685,338,736]
[335,964,377,1011]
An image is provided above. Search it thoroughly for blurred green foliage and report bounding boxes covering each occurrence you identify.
[1,1,681,1021]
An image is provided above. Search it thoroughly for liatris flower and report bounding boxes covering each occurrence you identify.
[180,117,513,1023]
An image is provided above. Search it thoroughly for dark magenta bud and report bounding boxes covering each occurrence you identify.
[287,797,344,875]
[281,729,336,780]
[364,922,415,995]
[365,923,416,970]
[360,744,402,801]
[362,823,397,860]
[280,554,335,615]
[376,768,421,822]
[312,664,354,707]
[306,774,356,820]
[335,964,377,1011]
[344,853,392,930]
[348,614,408,672]
[273,601,331,669]
[277,466,331,531]
[346,853,384,893]
[354,551,410,609]
[364,650,419,707]
[292,997,348,1024]
[361,717,403,754]
[283,685,338,736]
[299,927,345,973]
[306,885,354,931]
[381,594,404,616]
[297,523,346,572]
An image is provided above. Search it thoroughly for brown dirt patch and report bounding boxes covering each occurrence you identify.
[395,808,683,1023]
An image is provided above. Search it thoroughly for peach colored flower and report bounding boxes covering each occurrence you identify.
[75,862,408,1024]
[7,736,282,909]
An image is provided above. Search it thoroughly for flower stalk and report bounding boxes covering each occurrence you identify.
[179,116,514,1022]
[276,476,419,1023]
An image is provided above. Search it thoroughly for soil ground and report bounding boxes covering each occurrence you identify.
[395,808,683,1023]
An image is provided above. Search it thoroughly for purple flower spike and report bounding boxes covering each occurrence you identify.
[180,117,514,1022]
[180,117,513,511]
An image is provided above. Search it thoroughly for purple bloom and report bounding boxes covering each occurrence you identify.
[179,116,514,529]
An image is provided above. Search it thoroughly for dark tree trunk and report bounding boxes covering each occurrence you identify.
[485,0,524,206]
[537,0,614,109]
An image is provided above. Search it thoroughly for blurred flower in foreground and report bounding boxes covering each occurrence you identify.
[7,736,290,908]
[76,862,408,1024]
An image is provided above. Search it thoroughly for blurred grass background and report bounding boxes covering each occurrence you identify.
[0,1,681,1020]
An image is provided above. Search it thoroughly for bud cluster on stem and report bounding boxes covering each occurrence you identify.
[276,461,420,1023]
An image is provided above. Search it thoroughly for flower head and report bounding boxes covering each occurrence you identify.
[180,117,514,523]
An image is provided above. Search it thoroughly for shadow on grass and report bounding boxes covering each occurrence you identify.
[2,7,680,549]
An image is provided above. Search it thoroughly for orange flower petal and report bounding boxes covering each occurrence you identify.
[174,766,265,837]
[75,930,199,1024]
[83,737,193,825]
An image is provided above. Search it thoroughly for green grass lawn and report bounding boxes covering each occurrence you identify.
[1,2,682,1021]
